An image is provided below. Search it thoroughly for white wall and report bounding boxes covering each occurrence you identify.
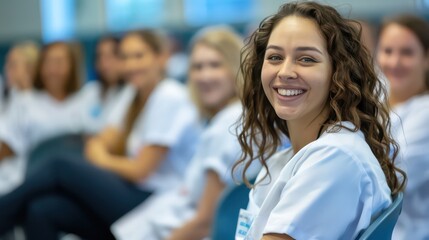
[0,0,424,43]
[0,0,42,43]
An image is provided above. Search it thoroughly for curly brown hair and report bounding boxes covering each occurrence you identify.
[234,1,406,195]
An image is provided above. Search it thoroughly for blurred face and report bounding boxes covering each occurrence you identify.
[41,44,72,94]
[5,49,33,90]
[119,35,163,89]
[377,23,429,103]
[261,16,332,125]
[189,43,236,113]
[96,40,120,85]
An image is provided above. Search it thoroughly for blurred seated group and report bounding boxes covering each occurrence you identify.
[0,7,427,240]
[0,26,259,240]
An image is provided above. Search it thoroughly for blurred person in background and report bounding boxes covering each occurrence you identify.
[0,41,86,195]
[80,36,124,133]
[111,26,257,240]
[1,41,39,112]
[0,29,199,240]
[377,14,429,240]
[165,33,188,83]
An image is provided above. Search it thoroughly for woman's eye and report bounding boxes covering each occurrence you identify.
[267,55,283,61]
[299,57,316,63]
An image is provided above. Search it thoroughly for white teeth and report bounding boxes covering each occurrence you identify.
[277,88,304,96]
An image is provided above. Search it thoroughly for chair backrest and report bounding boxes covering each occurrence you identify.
[357,192,403,240]
[212,183,251,240]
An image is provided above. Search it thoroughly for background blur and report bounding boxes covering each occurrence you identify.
[0,0,428,80]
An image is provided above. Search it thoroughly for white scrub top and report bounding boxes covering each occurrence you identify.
[391,94,429,240]
[0,76,4,113]
[0,90,93,156]
[241,122,392,240]
[0,90,92,194]
[78,81,123,133]
[106,79,199,193]
[111,101,252,240]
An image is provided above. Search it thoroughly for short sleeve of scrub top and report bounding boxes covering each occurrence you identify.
[200,102,242,185]
[262,146,372,240]
[245,123,392,240]
[136,80,196,148]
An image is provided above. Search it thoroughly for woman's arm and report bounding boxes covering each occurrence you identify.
[168,170,226,240]
[0,142,14,161]
[85,127,169,183]
[262,233,294,240]
[89,145,168,183]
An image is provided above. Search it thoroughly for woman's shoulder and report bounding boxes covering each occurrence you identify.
[80,81,101,93]
[209,101,242,128]
[298,122,379,176]
[153,79,188,101]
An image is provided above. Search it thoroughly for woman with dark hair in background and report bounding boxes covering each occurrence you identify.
[0,41,88,195]
[377,14,429,240]
[80,36,124,133]
[233,2,406,239]
[0,29,199,240]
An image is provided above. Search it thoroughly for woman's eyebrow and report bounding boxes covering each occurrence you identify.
[295,46,323,55]
[266,45,323,55]
[266,45,283,51]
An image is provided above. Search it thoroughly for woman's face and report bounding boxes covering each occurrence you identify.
[189,43,236,113]
[41,44,72,93]
[96,40,121,85]
[261,16,332,125]
[119,35,163,89]
[377,23,429,102]
[5,49,33,90]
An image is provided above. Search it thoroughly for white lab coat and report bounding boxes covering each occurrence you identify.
[78,81,123,133]
[106,79,200,193]
[0,90,93,194]
[240,122,392,240]
[392,94,429,240]
[111,101,253,240]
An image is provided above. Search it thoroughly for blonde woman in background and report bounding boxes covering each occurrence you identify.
[80,36,124,133]
[1,41,39,112]
[111,26,255,240]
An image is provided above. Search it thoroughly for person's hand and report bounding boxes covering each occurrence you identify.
[85,138,112,168]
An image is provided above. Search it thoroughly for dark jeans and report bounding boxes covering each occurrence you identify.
[0,157,151,240]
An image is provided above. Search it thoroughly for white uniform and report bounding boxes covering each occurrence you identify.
[0,76,4,113]
[0,90,93,194]
[392,94,429,240]
[239,122,392,240]
[111,101,254,240]
[106,79,199,193]
[78,81,123,133]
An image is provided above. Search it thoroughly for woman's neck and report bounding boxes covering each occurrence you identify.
[389,88,427,107]
[287,109,329,154]
[47,89,67,101]
[137,77,160,104]
[206,97,238,119]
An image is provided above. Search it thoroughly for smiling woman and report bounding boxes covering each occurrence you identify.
[233,2,406,240]
[377,15,429,240]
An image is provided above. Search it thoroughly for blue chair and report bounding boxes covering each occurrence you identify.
[212,182,251,240]
[357,192,403,240]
